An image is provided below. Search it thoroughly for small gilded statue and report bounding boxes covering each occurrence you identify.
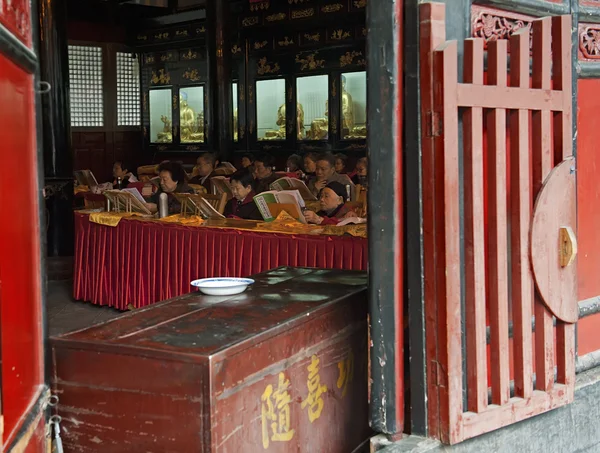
[156,115,173,143]
[233,108,238,141]
[307,100,328,140]
[341,75,355,137]
[180,91,205,143]
[262,103,305,140]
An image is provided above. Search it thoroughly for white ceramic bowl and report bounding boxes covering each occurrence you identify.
[191,278,255,296]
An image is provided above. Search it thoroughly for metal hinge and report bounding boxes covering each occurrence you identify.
[426,111,443,137]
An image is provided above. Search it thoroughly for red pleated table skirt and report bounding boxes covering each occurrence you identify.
[73,213,368,309]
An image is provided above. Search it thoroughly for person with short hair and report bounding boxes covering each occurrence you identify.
[112,161,138,188]
[307,152,355,199]
[304,181,357,225]
[351,156,368,186]
[189,152,218,191]
[334,153,348,174]
[253,153,278,194]
[223,170,262,220]
[303,152,318,177]
[241,153,255,169]
[145,162,194,214]
[286,154,303,173]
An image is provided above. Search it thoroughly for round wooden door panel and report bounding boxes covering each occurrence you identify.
[530,157,578,323]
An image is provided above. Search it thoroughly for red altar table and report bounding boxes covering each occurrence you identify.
[73,212,367,309]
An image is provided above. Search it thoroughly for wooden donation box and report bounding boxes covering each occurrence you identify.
[51,267,369,452]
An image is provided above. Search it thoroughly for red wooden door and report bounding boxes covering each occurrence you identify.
[420,3,577,444]
[0,1,48,452]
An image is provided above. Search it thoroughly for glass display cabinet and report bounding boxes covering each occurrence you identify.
[232,81,238,142]
[297,75,329,141]
[256,78,286,141]
[149,88,173,144]
[179,85,205,143]
[340,71,367,140]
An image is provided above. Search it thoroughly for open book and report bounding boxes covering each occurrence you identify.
[269,177,317,201]
[173,193,225,220]
[122,187,146,204]
[210,176,233,199]
[74,170,99,189]
[103,189,152,215]
[253,190,306,223]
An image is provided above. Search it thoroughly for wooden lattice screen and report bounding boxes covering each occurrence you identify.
[420,3,577,444]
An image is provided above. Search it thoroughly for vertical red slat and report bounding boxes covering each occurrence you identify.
[463,38,488,413]
[433,39,462,444]
[419,2,446,440]
[509,28,534,399]
[485,40,510,406]
[551,15,573,163]
[551,15,575,391]
[531,17,555,392]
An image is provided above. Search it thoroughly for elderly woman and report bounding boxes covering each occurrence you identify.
[304,181,357,225]
[223,170,262,220]
[145,162,194,214]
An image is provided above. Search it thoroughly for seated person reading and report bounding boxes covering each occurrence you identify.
[308,152,354,199]
[145,162,194,214]
[304,181,357,225]
[223,170,262,220]
[254,153,278,194]
[189,152,217,191]
[241,153,255,169]
[112,160,138,188]
[286,154,303,173]
[334,153,348,175]
[351,157,368,186]
[303,152,318,178]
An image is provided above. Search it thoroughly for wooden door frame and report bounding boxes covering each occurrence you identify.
[0,0,50,449]
[366,0,404,436]
[372,0,580,441]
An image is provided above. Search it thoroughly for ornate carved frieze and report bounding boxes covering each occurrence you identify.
[471,5,532,50]
[295,52,325,71]
[579,23,600,60]
[257,57,281,75]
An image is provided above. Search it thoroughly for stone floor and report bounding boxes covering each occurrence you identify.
[47,280,124,337]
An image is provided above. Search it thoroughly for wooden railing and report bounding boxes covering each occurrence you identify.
[420,2,577,444]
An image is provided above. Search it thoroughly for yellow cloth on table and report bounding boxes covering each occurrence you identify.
[256,211,324,235]
[89,212,137,227]
[159,214,205,226]
[322,223,367,239]
[75,185,89,195]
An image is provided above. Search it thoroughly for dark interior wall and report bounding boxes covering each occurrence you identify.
[67,0,144,180]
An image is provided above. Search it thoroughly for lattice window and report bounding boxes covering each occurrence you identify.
[68,45,104,127]
[116,52,141,126]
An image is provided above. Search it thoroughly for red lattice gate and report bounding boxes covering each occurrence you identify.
[420,3,577,444]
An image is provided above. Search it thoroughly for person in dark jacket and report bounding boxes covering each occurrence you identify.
[146,162,194,214]
[253,153,278,194]
[223,170,262,220]
[188,152,218,191]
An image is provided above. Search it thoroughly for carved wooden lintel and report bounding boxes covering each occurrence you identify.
[471,5,533,50]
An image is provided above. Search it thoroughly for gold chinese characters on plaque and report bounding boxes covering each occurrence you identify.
[261,372,295,449]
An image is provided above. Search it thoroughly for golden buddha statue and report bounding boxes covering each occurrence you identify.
[233,108,238,141]
[262,103,305,140]
[156,115,172,143]
[307,100,328,140]
[180,92,204,143]
[341,75,355,138]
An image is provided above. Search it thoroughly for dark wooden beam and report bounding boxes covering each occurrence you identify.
[206,0,232,160]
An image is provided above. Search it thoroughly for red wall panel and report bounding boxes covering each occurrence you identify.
[577,79,600,301]
[0,55,44,447]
